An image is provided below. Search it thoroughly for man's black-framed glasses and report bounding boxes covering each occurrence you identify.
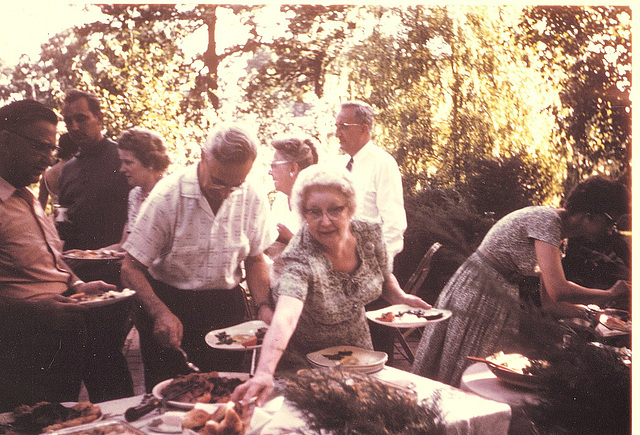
[10,130,59,156]
[602,212,617,229]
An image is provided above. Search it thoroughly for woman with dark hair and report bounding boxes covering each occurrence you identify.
[82,128,170,253]
[411,175,630,387]
[117,128,171,235]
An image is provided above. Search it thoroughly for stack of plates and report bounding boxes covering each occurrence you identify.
[306,345,388,374]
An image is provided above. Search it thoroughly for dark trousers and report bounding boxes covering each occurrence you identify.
[82,300,134,403]
[136,279,250,392]
[0,298,133,411]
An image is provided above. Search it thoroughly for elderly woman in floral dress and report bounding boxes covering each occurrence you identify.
[232,164,430,406]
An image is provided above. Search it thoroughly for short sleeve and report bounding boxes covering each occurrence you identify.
[526,208,563,247]
[273,254,311,302]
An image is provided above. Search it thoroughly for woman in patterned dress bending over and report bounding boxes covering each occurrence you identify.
[411,176,630,387]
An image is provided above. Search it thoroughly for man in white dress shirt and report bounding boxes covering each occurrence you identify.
[335,101,407,265]
[335,101,408,362]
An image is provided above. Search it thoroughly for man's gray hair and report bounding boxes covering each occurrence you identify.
[291,164,358,220]
[341,100,374,130]
[202,123,258,164]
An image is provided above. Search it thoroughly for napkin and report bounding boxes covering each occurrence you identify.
[245,396,284,435]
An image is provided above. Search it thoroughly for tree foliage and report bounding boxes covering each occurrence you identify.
[0,4,628,203]
[343,6,565,205]
[517,6,631,188]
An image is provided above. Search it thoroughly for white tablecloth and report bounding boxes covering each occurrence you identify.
[460,362,539,407]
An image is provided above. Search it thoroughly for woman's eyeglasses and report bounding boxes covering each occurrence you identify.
[270,160,291,170]
[304,205,347,221]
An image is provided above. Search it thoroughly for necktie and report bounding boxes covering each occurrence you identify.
[346,156,354,171]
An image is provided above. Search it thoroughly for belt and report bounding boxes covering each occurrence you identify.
[475,250,524,285]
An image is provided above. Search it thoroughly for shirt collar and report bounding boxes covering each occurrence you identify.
[76,136,109,158]
[0,176,17,202]
[351,140,374,161]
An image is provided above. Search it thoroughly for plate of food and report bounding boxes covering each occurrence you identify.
[152,372,249,409]
[473,352,549,389]
[11,401,102,433]
[63,249,125,262]
[599,309,631,333]
[69,288,136,308]
[205,320,268,350]
[366,304,452,328]
[306,345,388,373]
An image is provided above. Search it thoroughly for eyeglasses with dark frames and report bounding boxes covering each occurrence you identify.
[602,212,617,229]
[9,130,59,156]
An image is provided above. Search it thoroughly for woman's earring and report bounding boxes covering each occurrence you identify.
[290,171,295,177]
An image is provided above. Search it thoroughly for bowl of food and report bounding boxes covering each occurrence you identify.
[473,352,548,389]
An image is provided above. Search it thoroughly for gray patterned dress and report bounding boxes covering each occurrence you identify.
[411,206,563,386]
[274,220,389,368]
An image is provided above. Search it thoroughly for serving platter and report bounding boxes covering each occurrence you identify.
[366,304,452,328]
[152,372,249,409]
[49,420,144,435]
[479,352,547,389]
[205,320,268,350]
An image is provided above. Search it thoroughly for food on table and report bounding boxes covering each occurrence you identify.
[69,288,135,303]
[322,350,360,365]
[602,315,631,331]
[486,352,549,375]
[12,401,102,433]
[43,422,146,435]
[182,402,244,435]
[160,372,245,404]
[214,327,267,347]
[376,309,443,322]
[64,249,123,259]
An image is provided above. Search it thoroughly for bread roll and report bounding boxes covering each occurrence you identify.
[182,408,211,430]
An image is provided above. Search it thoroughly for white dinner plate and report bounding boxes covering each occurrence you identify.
[63,249,125,262]
[307,360,385,374]
[152,372,250,409]
[365,304,452,328]
[77,289,136,308]
[306,345,388,370]
[205,320,268,350]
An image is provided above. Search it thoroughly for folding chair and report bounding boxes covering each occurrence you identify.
[393,242,442,364]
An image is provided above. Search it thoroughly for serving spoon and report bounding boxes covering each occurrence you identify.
[177,346,201,373]
[466,356,525,375]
